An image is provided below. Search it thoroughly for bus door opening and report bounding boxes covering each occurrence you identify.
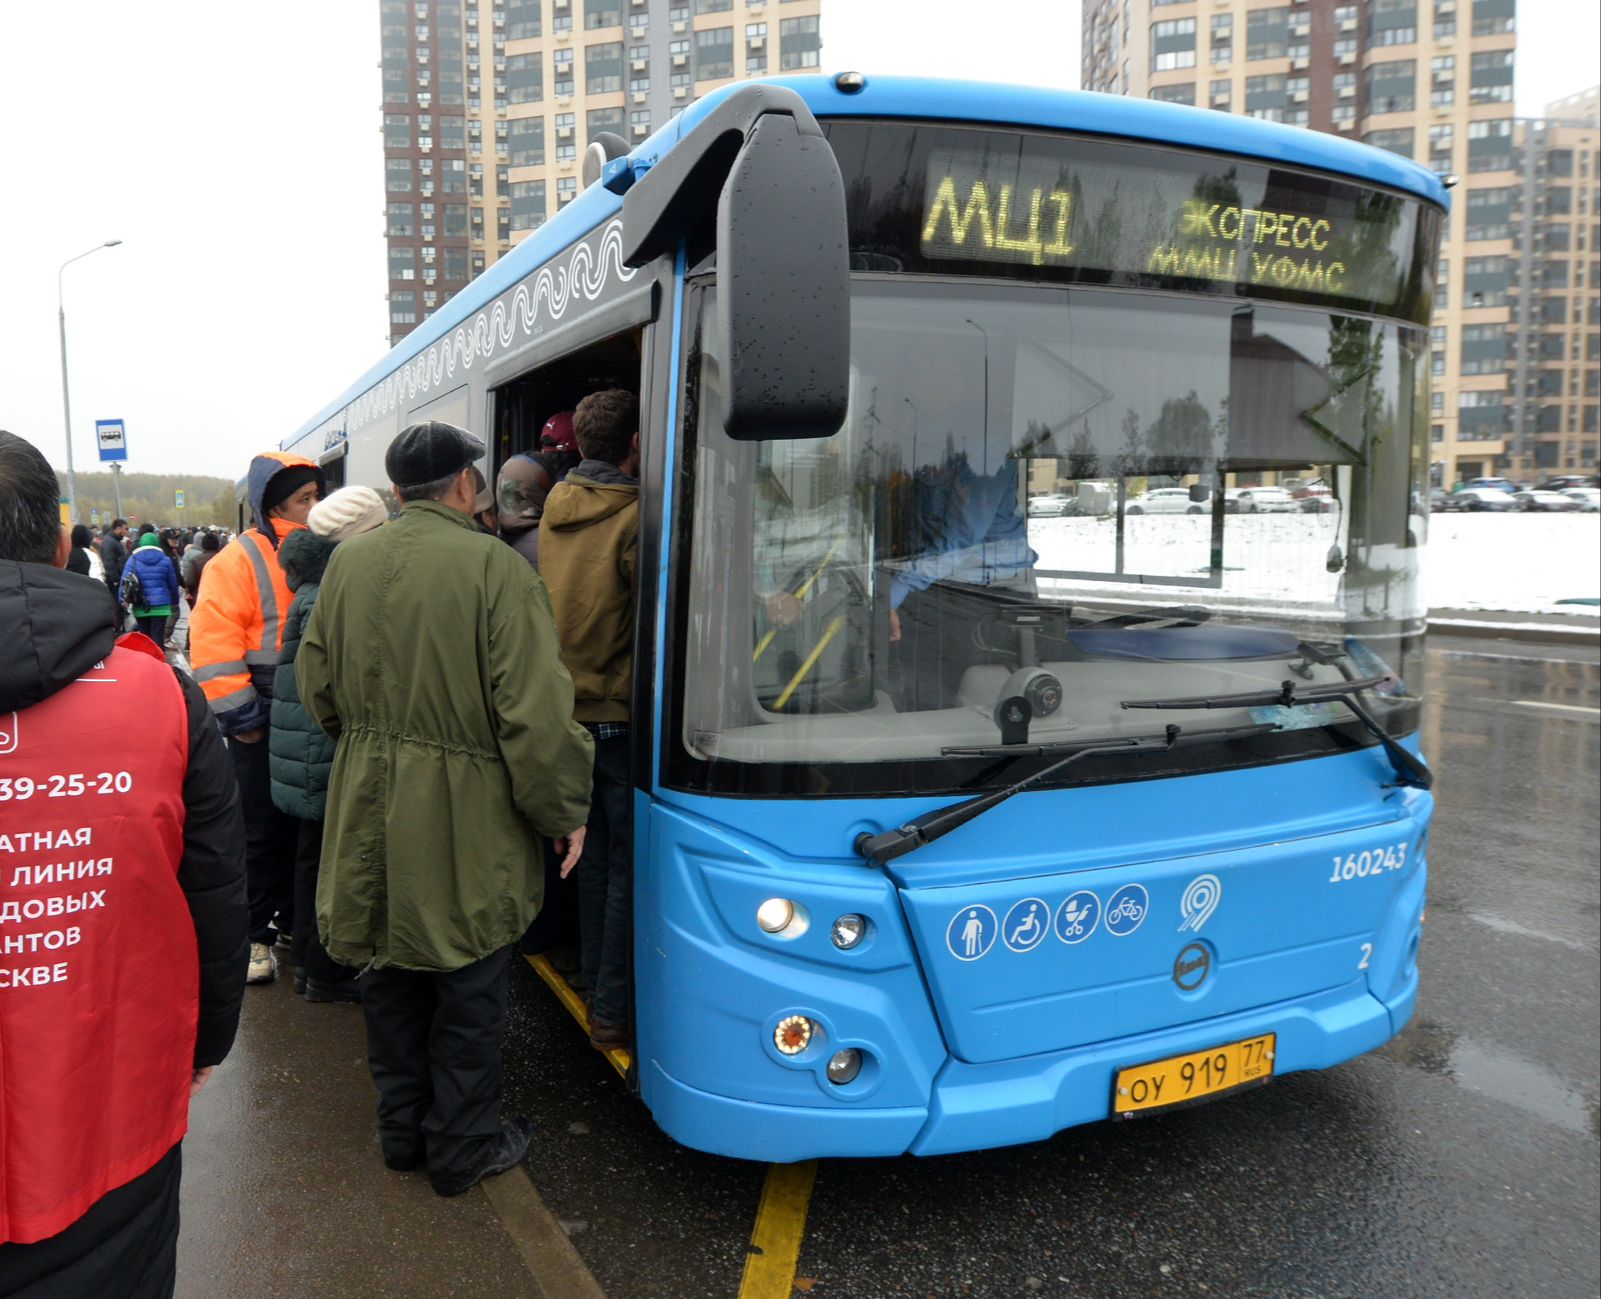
[490,328,644,470]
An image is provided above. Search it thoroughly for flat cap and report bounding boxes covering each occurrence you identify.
[386,420,486,491]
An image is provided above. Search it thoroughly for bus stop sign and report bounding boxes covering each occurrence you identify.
[95,419,128,462]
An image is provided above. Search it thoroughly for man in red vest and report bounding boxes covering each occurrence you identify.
[0,431,249,1297]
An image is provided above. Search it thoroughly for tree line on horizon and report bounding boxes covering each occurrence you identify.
[55,470,239,529]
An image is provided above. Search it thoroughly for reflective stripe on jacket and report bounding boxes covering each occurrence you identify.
[188,523,299,737]
[188,451,320,738]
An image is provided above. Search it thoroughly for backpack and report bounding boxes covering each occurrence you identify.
[121,565,145,610]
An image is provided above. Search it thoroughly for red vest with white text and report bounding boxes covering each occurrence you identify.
[0,636,195,1244]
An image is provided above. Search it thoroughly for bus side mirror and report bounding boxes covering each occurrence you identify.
[715,112,850,441]
[1189,483,1211,503]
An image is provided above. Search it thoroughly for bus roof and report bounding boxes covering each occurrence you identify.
[283,73,1448,451]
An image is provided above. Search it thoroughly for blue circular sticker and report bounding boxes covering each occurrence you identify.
[1104,883,1150,937]
[946,905,998,962]
[1054,891,1101,945]
[1003,898,1050,953]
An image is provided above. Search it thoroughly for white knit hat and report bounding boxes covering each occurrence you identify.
[308,486,388,542]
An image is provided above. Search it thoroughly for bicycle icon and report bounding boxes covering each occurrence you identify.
[1109,897,1145,924]
[1104,884,1150,937]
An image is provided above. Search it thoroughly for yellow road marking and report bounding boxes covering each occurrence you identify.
[525,954,631,1079]
[738,1160,818,1299]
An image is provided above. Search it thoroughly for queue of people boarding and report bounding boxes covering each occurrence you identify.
[0,390,639,1296]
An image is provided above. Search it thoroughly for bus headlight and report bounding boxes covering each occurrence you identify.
[826,1048,863,1084]
[830,914,867,949]
[774,1015,815,1055]
[757,898,796,933]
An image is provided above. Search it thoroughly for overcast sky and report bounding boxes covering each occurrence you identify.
[0,1,1593,482]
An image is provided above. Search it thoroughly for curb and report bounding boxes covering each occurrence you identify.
[1428,617,1601,645]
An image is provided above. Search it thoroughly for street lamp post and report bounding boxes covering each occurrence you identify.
[58,240,123,524]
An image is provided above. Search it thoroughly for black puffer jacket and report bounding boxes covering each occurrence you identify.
[268,530,339,821]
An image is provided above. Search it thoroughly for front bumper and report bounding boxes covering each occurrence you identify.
[645,973,1417,1161]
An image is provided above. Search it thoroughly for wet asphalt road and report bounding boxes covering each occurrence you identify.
[181,634,1600,1298]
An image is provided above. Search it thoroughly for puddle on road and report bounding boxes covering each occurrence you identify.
[1380,1019,1596,1136]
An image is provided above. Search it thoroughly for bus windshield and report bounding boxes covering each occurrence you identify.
[676,128,1437,798]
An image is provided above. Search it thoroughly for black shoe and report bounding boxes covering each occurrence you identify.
[431,1118,533,1197]
[273,928,294,950]
[304,976,362,1004]
[292,967,307,996]
[385,1147,424,1172]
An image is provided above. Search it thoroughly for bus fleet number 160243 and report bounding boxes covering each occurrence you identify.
[1328,841,1409,884]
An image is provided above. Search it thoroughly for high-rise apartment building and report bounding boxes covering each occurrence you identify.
[380,0,822,348]
[1507,90,1599,477]
[1083,0,1600,482]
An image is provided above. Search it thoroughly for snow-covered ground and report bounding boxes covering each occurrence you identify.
[1024,511,1599,616]
[1422,513,1600,613]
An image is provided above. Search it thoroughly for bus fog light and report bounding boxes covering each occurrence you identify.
[774,1015,814,1055]
[826,1049,862,1084]
[831,914,866,949]
[757,898,796,933]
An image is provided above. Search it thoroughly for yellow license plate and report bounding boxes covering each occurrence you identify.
[1113,1033,1276,1118]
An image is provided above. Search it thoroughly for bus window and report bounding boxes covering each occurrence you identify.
[319,452,348,492]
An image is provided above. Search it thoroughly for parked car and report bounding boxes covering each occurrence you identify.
[1560,487,1601,512]
[1465,476,1520,494]
[1230,486,1300,514]
[1535,475,1601,492]
[1125,487,1205,515]
[1450,487,1518,512]
[1511,489,1582,513]
[1429,487,1456,513]
[1027,494,1074,518]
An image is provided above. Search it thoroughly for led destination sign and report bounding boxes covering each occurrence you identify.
[825,123,1440,323]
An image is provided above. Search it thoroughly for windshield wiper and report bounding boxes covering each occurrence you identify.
[1120,676,1433,791]
[854,722,1277,866]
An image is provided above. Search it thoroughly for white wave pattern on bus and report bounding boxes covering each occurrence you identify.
[347,220,637,432]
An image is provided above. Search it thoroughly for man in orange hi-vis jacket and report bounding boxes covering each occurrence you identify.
[190,452,325,986]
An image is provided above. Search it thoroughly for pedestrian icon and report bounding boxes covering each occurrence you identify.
[1104,883,1150,938]
[945,904,998,962]
[1055,890,1102,945]
[1003,898,1050,953]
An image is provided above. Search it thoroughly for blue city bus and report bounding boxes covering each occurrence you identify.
[282,74,1442,1160]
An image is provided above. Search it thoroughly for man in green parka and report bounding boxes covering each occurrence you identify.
[297,421,593,1198]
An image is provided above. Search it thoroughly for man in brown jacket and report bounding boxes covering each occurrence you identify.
[538,389,638,1050]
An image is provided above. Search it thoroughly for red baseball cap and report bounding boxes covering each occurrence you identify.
[539,411,578,453]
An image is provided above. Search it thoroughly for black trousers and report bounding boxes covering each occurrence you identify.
[575,733,633,1027]
[518,837,578,957]
[360,947,512,1191]
[0,1144,180,1299]
[227,735,296,945]
[290,818,358,984]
